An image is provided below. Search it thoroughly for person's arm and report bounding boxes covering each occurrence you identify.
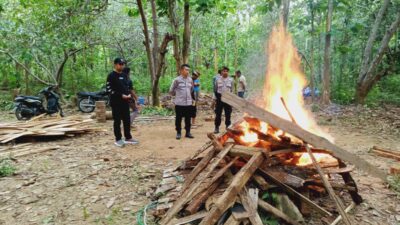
[240,77,246,92]
[107,74,125,98]
[169,79,177,96]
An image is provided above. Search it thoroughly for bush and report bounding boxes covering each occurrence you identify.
[0,158,16,177]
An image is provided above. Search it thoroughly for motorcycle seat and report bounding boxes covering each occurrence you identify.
[77,91,106,97]
[18,96,41,101]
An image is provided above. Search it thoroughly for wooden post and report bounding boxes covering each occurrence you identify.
[221,91,386,181]
[95,101,106,123]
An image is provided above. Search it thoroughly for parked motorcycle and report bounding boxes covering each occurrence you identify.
[14,86,64,120]
[77,88,109,113]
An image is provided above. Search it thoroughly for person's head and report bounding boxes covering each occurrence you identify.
[235,70,241,77]
[113,58,126,72]
[192,71,200,80]
[217,69,222,75]
[221,66,229,78]
[180,64,190,77]
[122,67,131,76]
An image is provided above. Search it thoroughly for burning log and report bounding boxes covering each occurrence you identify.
[221,91,386,181]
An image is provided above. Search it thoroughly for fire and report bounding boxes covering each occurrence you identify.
[239,121,259,146]
[263,21,333,141]
[294,152,338,167]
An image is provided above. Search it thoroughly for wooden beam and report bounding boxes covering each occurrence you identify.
[170,210,208,225]
[222,91,386,181]
[258,198,301,225]
[239,188,263,225]
[161,144,234,225]
[199,152,265,225]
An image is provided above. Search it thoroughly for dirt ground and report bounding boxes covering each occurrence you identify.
[0,105,399,225]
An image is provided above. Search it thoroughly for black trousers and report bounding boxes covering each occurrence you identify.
[175,105,192,134]
[111,102,132,141]
[215,94,232,128]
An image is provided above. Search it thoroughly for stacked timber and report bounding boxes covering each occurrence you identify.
[95,101,107,123]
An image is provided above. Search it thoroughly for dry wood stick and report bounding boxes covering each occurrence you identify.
[222,91,386,181]
[223,215,241,225]
[199,152,264,225]
[330,202,356,225]
[170,210,208,225]
[258,198,301,225]
[372,146,400,156]
[305,145,352,225]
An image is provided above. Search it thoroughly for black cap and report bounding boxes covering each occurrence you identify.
[114,58,126,65]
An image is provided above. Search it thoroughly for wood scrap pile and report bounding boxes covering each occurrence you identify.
[151,92,386,225]
[161,93,214,111]
[369,146,400,175]
[0,144,60,158]
[0,116,104,143]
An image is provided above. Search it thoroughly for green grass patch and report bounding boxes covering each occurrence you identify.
[140,106,174,116]
[0,158,16,177]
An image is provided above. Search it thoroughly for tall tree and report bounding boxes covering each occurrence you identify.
[355,0,400,104]
[137,0,173,106]
[322,0,333,104]
[182,0,191,64]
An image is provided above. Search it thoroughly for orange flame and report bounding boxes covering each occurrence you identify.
[263,21,333,141]
[295,152,338,167]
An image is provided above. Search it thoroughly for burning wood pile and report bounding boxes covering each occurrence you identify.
[152,93,386,225]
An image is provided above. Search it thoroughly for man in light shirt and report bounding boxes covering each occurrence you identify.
[214,66,234,134]
[169,64,194,140]
[236,70,246,98]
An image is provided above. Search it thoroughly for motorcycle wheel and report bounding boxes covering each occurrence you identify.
[15,104,32,121]
[78,98,95,113]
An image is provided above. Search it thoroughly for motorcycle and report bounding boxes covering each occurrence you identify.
[14,86,63,120]
[77,88,109,113]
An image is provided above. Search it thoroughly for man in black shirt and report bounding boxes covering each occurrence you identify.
[106,58,138,147]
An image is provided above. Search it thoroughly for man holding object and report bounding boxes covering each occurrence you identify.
[106,58,138,147]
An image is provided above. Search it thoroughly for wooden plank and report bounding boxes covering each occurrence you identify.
[170,210,208,225]
[160,144,234,225]
[239,188,263,225]
[258,198,301,225]
[181,147,216,192]
[305,145,352,225]
[370,149,400,161]
[372,146,400,156]
[258,168,332,216]
[185,157,238,214]
[224,215,241,225]
[222,91,386,181]
[199,152,264,225]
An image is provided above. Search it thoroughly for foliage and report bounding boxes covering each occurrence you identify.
[0,158,16,177]
[140,106,174,116]
[388,175,400,194]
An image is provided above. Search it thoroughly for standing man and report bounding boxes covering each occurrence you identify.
[214,66,234,134]
[106,58,138,147]
[169,64,194,140]
[236,70,247,98]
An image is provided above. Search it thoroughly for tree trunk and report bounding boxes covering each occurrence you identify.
[167,0,181,73]
[282,0,291,28]
[355,12,400,104]
[214,47,218,73]
[182,0,190,64]
[357,0,390,85]
[24,61,30,95]
[309,0,315,101]
[137,0,155,98]
[321,0,333,105]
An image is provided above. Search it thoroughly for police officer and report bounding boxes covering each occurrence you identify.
[214,66,233,134]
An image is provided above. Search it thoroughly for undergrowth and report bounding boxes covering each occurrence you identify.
[140,106,174,116]
[0,158,16,177]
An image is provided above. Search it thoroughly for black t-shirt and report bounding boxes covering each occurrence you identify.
[106,71,130,105]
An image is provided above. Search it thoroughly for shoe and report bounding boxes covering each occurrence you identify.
[114,140,125,147]
[185,133,194,138]
[214,128,219,134]
[176,133,181,140]
[124,138,139,145]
